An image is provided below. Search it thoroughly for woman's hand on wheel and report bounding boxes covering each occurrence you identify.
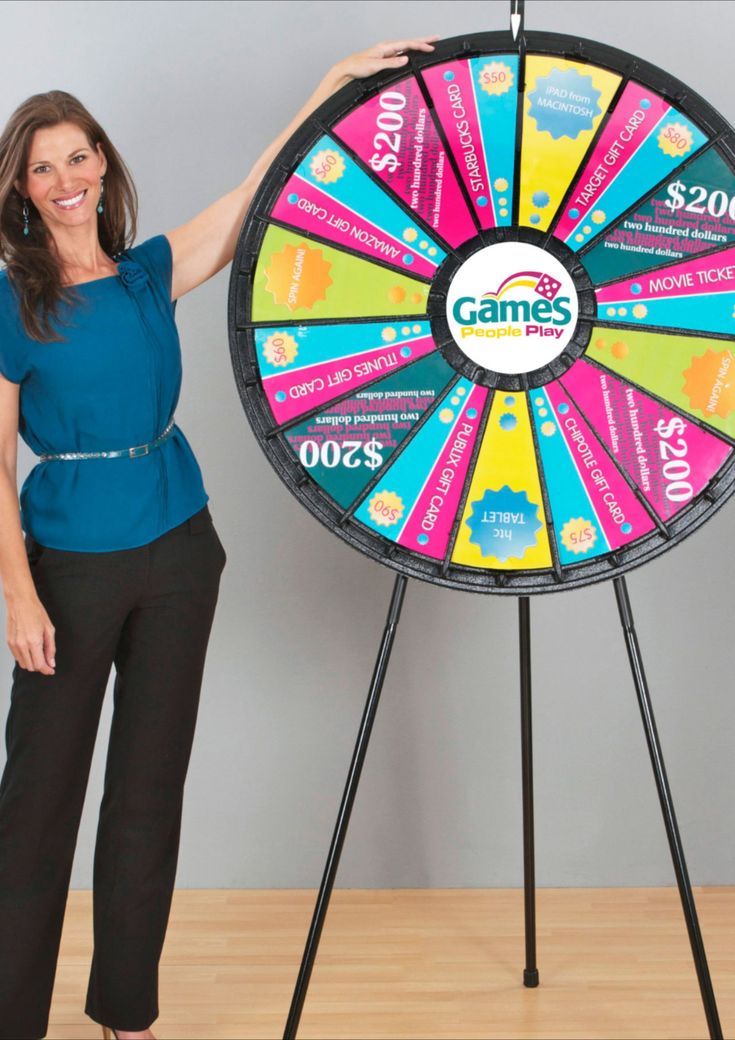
[6,595,56,674]
[330,36,440,90]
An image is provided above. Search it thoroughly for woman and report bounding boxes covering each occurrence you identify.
[0,35,437,1040]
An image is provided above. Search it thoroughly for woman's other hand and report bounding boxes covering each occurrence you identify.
[6,593,56,674]
[0,378,55,675]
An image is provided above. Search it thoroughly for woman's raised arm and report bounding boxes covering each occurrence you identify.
[166,37,438,301]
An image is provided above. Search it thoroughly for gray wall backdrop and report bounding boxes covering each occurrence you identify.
[1,0,734,889]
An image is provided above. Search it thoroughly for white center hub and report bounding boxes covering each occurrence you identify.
[445,242,579,374]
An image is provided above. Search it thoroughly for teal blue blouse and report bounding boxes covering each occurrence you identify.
[0,235,209,551]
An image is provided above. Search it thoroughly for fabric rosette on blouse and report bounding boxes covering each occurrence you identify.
[115,257,149,293]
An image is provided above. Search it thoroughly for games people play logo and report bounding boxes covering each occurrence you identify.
[446,242,579,374]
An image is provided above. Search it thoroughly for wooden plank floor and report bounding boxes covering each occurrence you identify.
[48,888,734,1039]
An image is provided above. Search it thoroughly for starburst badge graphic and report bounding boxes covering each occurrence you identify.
[309,148,346,185]
[477,60,514,97]
[368,490,404,528]
[561,517,598,555]
[683,349,735,419]
[658,122,694,159]
[263,242,333,312]
[528,66,601,140]
[262,331,298,368]
[465,486,542,562]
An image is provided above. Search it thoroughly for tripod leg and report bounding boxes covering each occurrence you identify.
[519,596,539,987]
[613,576,722,1040]
[283,574,408,1040]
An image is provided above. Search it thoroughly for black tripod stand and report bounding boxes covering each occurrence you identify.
[282,575,723,1040]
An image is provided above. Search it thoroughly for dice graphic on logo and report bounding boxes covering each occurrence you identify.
[534,273,562,300]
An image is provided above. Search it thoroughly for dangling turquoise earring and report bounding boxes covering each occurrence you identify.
[22,198,30,236]
[97,175,105,215]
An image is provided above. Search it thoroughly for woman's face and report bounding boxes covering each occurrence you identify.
[16,120,107,235]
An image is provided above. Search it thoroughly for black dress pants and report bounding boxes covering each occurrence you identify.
[0,504,226,1038]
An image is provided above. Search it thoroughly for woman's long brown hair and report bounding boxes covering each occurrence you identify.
[0,90,138,342]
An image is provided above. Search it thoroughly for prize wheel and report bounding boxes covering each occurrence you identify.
[228,30,735,595]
